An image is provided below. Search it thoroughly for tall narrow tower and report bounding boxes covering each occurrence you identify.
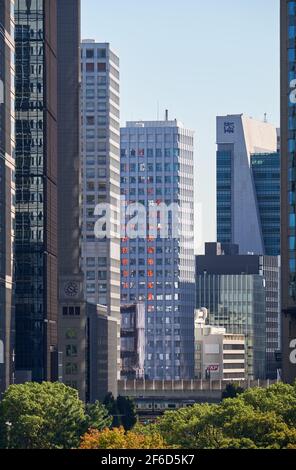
[80,40,121,321]
[14,0,58,383]
[0,0,15,394]
[56,0,88,400]
[280,0,296,382]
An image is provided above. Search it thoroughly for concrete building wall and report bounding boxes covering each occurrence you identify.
[87,304,118,402]
[56,0,87,399]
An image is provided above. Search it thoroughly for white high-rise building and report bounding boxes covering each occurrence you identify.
[120,117,195,379]
[80,41,121,363]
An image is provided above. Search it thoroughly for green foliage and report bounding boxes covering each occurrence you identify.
[117,396,137,431]
[148,383,296,449]
[84,401,112,433]
[0,382,86,449]
[103,393,121,428]
[103,393,137,430]
[221,383,244,400]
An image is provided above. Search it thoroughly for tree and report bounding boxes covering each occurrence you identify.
[80,426,168,449]
[103,394,137,430]
[117,396,137,431]
[103,393,121,427]
[149,383,296,449]
[0,382,86,449]
[84,401,112,433]
[222,383,244,400]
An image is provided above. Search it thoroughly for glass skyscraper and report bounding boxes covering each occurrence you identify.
[14,0,58,383]
[281,0,296,382]
[251,152,280,256]
[216,114,279,256]
[120,118,195,380]
[0,0,15,394]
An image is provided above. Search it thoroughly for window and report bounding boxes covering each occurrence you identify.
[66,345,78,357]
[86,116,95,125]
[98,257,107,267]
[97,48,106,58]
[65,363,78,375]
[98,62,106,72]
[86,63,94,72]
[86,271,95,281]
[86,49,94,58]
[98,271,107,280]
[98,168,106,177]
[98,88,107,98]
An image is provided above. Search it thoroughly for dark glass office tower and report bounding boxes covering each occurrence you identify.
[0,0,15,394]
[281,0,296,382]
[14,0,58,383]
[251,152,280,257]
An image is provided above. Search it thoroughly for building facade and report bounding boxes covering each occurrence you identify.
[250,152,280,257]
[14,0,58,383]
[121,303,145,380]
[80,40,120,314]
[280,0,296,383]
[217,114,279,255]
[120,118,195,380]
[80,40,121,380]
[87,303,118,402]
[194,309,246,381]
[196,243,281,379]
[56,0,87,400]
[0,0,15,394]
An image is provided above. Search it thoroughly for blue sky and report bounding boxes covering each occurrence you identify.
[81,0,280,253]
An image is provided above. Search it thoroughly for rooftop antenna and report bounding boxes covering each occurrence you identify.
[165,109,169,121]
[264,113,268,123]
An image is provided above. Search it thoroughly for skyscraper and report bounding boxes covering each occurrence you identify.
[80,40,121,320]
[14,0,58,383]
[0,0,15,394]
[217,114,279,255]
[120,117,195,380]
[80,40,121,386]
[280,0,296,382]
[56,0,87,400]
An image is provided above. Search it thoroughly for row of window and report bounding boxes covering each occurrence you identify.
[122,271,179,279]
[121,148,180,158]
[121,176,179,184]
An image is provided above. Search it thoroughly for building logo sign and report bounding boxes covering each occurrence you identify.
[207,365,219,372]
[224,122,235,134]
